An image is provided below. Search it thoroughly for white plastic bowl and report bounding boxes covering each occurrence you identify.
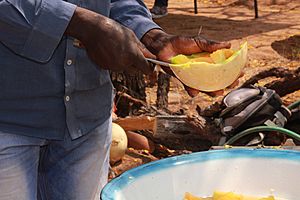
[101,149,300,200]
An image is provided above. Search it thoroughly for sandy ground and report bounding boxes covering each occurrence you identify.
[143,0,300,113]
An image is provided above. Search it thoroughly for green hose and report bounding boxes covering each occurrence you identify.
[225,126,300,145]
[288,99,300,110]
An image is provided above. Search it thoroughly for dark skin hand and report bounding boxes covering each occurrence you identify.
[65,7,155,74]
[65,8,237,97]
[141,29,235,97]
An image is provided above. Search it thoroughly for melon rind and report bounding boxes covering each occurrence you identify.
[170,42,248,92]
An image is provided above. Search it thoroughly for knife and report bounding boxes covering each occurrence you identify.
[146,58,171,68]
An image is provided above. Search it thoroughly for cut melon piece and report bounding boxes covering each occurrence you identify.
[210,49,227,64]
[258,197,275,200]
[210,49,235,63]
[191,56,214,63]
[171,54,190,64]
[184,192,208,200]
[170,42,247,92]
[223,49,235,58]
[184,191,276,200]
[213,191,243,200]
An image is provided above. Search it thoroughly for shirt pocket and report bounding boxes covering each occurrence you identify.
[74,49,111,91]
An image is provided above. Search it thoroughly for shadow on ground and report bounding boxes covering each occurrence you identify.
[154,13,293,41]
[271,35,300,61]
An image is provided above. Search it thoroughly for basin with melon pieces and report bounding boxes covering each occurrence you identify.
[101,149,300,200]
[169,42,248,92]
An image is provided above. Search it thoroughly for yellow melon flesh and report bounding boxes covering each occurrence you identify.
[184,192,208,200]
[210,49,235,63]
[170,42,248,92]
[171,54,190,64]
[223,49,235,59]
[184,191,276,200]
[171,52,215,64]
[259,197,275,200]
[210,50,227,64]
[191,57,214,63]
[184,192,217,200]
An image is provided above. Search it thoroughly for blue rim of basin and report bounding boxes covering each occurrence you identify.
[101,148,300,200]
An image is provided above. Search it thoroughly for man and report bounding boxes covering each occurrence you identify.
[0,0,230,199]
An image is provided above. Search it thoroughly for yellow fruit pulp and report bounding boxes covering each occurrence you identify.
[170,49,235,65]
[169,42,248,92]
[184,191,276,200]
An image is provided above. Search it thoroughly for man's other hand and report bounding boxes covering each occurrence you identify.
[141,29,233,97]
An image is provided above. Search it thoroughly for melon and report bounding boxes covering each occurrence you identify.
[184,192,207,200]
[170,42,247,92]
[213,191,242,200]
[110,123,128,164]
[184,191,276,200]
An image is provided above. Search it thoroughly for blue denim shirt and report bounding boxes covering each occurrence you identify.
[0,0,159,139]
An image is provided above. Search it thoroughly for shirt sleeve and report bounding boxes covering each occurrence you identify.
[110,0,161,40]
[0,0,76,62]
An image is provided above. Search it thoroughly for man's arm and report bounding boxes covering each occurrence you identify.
[0,0,76,62]
[110,0,161,40]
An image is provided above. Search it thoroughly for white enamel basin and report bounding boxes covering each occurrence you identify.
[101,149,300,200]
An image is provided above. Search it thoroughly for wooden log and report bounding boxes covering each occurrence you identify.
[153,115,196,137]
[114,116,155,131]
[153,115,222,151]
[114,115,222,152]
[156,72,171,109]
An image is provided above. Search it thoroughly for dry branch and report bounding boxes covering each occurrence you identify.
[241,67,294,88]
[117,91,147,107]
[241,66,300,97]
[152,115,222,151]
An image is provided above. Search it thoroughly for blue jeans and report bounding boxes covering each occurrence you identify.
[0,117,112,200]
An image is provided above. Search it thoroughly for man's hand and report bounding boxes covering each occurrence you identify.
[65,7,155,74]
[141,29,232,97]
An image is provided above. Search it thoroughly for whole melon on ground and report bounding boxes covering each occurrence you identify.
[110,123,128,164]
[170,42,248,92]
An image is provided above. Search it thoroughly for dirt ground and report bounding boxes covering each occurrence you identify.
[144,0,300,113]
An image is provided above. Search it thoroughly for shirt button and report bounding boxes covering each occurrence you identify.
[65,81,70,88]
[65,96,70,102]
[66,59,73,66]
